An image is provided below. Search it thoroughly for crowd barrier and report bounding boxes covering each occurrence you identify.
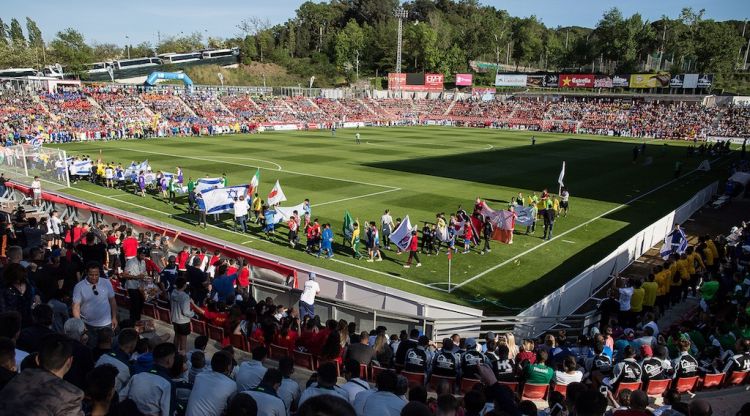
[517,181,719,330]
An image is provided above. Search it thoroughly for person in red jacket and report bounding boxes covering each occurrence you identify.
[404,230,421,268]
[176,246,190,273]
[463,224,474,254]
[121,230,138,260]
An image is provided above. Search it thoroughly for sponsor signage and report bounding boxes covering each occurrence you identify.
[559,74,595,88]
[543,74,559,87]
[406,73,425,85]
[697,74,713,89]
[629,72,671,88]
[455,73,473,86]
[526,75,544,87]
[388,73,444,91]
[495,74,527,87]
[612,74,630,88]
[424,73,444,89]
[594,75,613,88]
[670,74,700,88]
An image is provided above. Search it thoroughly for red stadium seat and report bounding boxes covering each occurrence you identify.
[498,381,519,392]
[615,382,642,398]
[674,376,699,393]
[460,378,482,394]
[727,371,749,386]
[293,351,315,371]
[552,383,567,398]
[230,334,247,351]
[248,338,263,350]
[370,364,387,382]
[521,383,549,400]
[207,324,224,343]
[359,363,369,380]
[316,360,341,377]
[142,303,156,319]
[190,319,207,337]
[700,373,725,389]
[402,371,426,386]
[155,306,171,324]
[429,374,456,393]
[269,344,290,359]
[645,379,671,396]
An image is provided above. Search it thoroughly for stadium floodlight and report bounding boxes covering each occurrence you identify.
[395,7,408,76]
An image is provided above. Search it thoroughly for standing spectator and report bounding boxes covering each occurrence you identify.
[122,249,148,322]
[170,277,195,353]
[186,257,209,305]
[212,264,238,304]
[31,175,41,207]
[299,273,320,320]
[346,332,375,365]
[121,342,177,416]
[0,334,84,416]
[1,263,36,327]
[121,230,138,261]
[17,303,55,353]
[185,350,236,416]
[0,173,7,197]
[72,262,117,347]
[404,230,421,268]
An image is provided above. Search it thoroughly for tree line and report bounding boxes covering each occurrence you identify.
[0,1,747,86]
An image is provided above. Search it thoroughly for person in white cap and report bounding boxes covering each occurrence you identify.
[299,272,320,319]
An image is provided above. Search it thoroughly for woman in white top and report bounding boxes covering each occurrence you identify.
[554,355,583,385]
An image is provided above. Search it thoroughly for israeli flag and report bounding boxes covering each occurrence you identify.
[201,185,248,214]
[659,225,687,259]
[124,160,148,178]
[195,177,224,194]
[71,160,92,175]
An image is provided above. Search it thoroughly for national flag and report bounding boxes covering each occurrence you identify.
[514,205,536,227]
[201,185,248,214]
[558,161,566,187]
[267,180,287,206]
[659,225,687,259]
[272,202,305,224]
[70,160,92,175]
[389,215,413,252]
[249,169,260,195]
[124,160,148,178]
[195,177,224,194]
[343,211,354,237]
[490,210,516,244]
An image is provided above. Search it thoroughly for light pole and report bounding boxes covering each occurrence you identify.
[355,49,360,81]
[125,35,130,59]
[395,7,408,75]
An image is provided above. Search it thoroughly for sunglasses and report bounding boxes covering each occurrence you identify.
[92,285,99,296]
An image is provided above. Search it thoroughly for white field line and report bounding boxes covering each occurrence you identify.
[450,157,722,291]
[109,146,399,190]
[366,139,496,151]
[311,188,402,208]
[198,156,283,171]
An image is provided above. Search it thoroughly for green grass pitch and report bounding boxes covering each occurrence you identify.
[55,127,727,313]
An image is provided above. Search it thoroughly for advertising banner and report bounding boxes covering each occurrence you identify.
[629,72,671,88]
[543,74,559,87]
[594,75,613,88]
[559,74,595,88]
[455,73,473,86]
[612,74,630,88]
[388,73,406,90]
[495,74,527,87]
[670,74,700,88]
[424,73,444,90]
[526,75,544,87]
[697,74,713,88]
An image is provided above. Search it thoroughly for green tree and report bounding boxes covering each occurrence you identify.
[404,22,440,72]
[48,28,93,77]
[0,18,8,47]
[334,19,364,78]
[512,16,545,69]
[9,18,25,47]
[90,42,122,61]
[694,20,743,73]
[129,42,154,58]
[25,17,43,49]
[156,32,203,54]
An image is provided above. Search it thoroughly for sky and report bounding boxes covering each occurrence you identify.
[2,0,748,46]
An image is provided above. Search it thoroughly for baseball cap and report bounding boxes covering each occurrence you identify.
[465,337,477,349]
[485,331,496,341]
[640,344,653,357]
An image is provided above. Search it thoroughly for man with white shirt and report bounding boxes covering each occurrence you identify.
[277,357,302,413]
[298,362,348,407]
[359,369,406,416]
[299,273,320,320]
[242,368,286,416]
[186,351,236,416]
[31,175,41,207]
[72,262,118,347]
[234,196,249,233]
[95,328,138,392]
[341,359,370,404]
[380,209,395,251]
[236,346,268,391]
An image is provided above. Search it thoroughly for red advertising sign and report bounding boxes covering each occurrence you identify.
[559,74,595,88]
[455,73,473,86]
[388,73,444,91]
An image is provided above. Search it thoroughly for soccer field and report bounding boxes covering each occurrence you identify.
[54,127,727,312]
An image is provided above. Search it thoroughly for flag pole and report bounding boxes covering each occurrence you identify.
[448,257,452,293]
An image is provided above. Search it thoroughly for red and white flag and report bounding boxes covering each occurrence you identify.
[267,180,287,206]
[249,169,260,195]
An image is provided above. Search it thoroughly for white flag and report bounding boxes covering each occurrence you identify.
[273,202,305,224]
[389,215,413,252]
[267,180,287,206]
[558,161,566,186]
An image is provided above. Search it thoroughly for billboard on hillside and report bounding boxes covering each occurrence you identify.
[526,75,544,87]
[612,74,630,88]
[670,73,700,88]
[697,74,713,88]
[630,72,671,88]
[543,74,559,87]
[455,73,473,86]
[406,73,425,85]
[559,74,594,88]
[594,75,613,88]
[495,74,527,86]
[425,73,444,89]
[387,73,444,91]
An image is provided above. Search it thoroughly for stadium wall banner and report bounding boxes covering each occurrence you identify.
[388,72,444,91]
[424,73,445,90]
[670,73,700,88]
[612,74,630,87]
[697,74,714,88]
[455,73,473,86]
[495,74,527,86]
[629,72,671,88]
[406,73,425,85]
[594,75,613,88]
[559,74,595,88]
[526,75,545,87]
[543,74,559,87]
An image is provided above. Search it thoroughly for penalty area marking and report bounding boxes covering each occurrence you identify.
[450,156,725,292]
[201,156,283,171]
[312,188,402,208]
[365,139,495,151]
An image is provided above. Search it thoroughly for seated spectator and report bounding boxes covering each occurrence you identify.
[613,389,650,416]
[404,335,432,376]
[299,362,348,406]
[0,337,17,390]
[185,350,236,416]
[236,345,268,391]
[573,389,608,416]
[431,338,459,379]
[373,333,394,367]
[0,334,84,415]
[277,356,302,413]
[608,346,642,388]
[16,303,55,353]
[341,359,371,403]
[523,350,554,385]
[554,355,583,385]
[120,342,178,416]
[639,344,668,383]
[346,332,375,366]
[95,327,138,392]
[82,364,119,416]
[463,389,486,416]
[359,370,405,416]
[298,395,356,416]
[62,318,95,390]
[437,394,459,416]
[187,351,208,384]
[461,337,488,380]
[672,338,699,380]
[225,392,258,416]
[91,327,114,362]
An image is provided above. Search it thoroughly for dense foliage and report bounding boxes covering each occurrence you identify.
[0,2,747,87]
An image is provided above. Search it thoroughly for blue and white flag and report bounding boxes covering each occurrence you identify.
[514,205,536,227]
[659,225,687,259]
[195,177,224,195]
[70,160,92,175]
[201,185,248,214]
[389,215,413,252]
[124,160,148,178]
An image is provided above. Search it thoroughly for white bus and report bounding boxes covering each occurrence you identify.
[201,47,239,60]
[159,52,202,64]
[114,57,162,70]
[0,68,40,78]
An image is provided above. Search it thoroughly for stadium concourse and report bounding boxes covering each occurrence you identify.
[0,83,749,140]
